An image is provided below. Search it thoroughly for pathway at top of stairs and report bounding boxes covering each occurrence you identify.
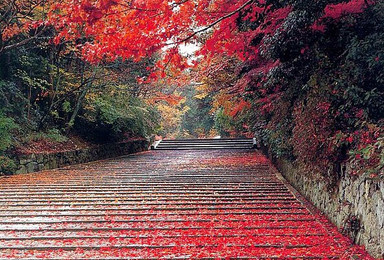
[0,149,374,259]
[153,138,255,150]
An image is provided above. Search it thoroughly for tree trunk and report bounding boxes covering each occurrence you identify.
[65,67,98,133]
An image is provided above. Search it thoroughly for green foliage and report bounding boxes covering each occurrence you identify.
[0,114,18,153]
[6,49,54,125]
[46,129,69,143]
[179,86,215,138]
[0,26,159,150]
[81,94,159,142]
[23,129,68,143]
[62,101,72,113]
[214,108,234,137]
[0,80,28,122]
[0,156,17,175]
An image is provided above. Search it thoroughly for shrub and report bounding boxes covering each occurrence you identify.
[0,114,18,153]
[23,129,68,143]
[46,129,68,143]
[0,156,17,175]
[78,95,159,143]
[214,108,234,137]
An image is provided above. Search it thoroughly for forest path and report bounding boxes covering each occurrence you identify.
[0,149,372,259]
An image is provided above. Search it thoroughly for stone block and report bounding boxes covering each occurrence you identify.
[19,158,28,165]
[15,165,27,174]
[26,162,38,173]
[36,154,44,164]
[38,163,45,171]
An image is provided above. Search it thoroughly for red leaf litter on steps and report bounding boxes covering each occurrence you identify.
[0,149,375,259]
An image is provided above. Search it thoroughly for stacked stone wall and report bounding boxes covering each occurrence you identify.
[268,155,384,258]
[15,139,150,174]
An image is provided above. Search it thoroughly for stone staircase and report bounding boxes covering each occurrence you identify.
[152,138,255,150]
[0,150,373,259]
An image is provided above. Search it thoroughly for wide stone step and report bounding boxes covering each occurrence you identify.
[155,146,252,150]
[158,138,254,142]
[0,211,310,218]
[158,141,254,144]
[0,233,324,241]
[153,138,255,150]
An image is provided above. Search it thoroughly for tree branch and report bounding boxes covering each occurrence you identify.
[0,25,47,54]
[168,0,255,45]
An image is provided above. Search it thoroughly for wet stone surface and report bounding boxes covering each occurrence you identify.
[0,150,374,259]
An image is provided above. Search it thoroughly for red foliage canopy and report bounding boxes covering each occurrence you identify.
[45,0,372,74]
[48,0,254,63]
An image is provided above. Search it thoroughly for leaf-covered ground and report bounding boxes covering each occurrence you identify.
[13,136,93,155]
[0,150,374,259]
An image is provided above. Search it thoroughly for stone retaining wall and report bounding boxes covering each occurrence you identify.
[269,156,384,258]
[15,139,150,174]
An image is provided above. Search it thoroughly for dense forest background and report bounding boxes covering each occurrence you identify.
[0,0,383,180]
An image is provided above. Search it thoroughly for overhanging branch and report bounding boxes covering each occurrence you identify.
[168,0,254,45]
